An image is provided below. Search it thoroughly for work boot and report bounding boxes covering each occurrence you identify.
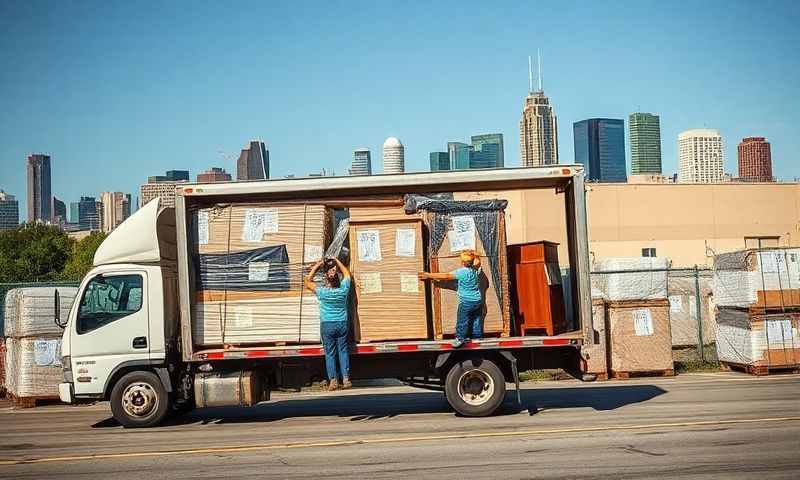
[327,379,339,391]
[342,377,352,389]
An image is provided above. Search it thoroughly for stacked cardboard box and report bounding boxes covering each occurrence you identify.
[714,249,800,373]
[348,210,428,342]
[191,204,331,345]
[429,211,510,338]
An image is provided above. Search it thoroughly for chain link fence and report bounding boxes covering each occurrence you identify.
[591,267,717,365]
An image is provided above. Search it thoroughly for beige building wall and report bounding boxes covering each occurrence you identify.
[459,183,800,268]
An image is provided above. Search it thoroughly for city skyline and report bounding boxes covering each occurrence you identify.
[2,2,799,219]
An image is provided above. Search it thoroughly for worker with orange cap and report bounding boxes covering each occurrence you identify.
[418,250,483,348]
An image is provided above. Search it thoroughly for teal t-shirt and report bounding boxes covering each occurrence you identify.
[453,267,482,303]
[316,277,351,322]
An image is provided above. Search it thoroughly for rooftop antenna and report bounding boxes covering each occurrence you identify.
[537,48,543,91]
[528,55,533,93]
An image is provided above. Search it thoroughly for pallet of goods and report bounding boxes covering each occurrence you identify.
[348,206,428,342]
[190,204,332,346]
[715,309,800,375]
[606,299,674,378]
[713,248,800,311]
[406,196,510,339]
[667,275,715,348]
[3,287,77,407]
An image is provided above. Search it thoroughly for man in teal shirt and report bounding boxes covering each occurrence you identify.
[304,257,352,390]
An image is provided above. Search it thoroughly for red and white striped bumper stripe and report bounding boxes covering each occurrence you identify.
[195,337,577,361]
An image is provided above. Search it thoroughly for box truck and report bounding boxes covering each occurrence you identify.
[57,166,592,427]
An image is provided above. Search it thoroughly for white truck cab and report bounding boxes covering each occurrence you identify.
[59,199,180,426]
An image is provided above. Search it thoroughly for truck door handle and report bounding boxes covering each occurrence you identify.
[132,337,148,349]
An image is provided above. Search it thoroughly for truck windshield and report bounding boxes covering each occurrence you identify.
[77,274,143,334]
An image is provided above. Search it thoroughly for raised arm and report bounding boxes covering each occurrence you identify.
[303,259,324,292]
[332,256,351,279]
[418,271,456,282]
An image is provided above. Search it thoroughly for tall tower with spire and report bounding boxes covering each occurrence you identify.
[519,51,559,166]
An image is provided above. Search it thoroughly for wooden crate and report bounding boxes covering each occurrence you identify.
[349,218,429,342]
[606,299,674,374]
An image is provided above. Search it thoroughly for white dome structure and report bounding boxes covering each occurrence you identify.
[382,137,405,174]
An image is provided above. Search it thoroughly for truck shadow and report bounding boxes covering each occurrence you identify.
[92,384,666,428]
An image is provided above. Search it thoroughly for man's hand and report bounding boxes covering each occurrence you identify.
[418,272,429,281]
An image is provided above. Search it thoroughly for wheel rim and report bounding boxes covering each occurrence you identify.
[121,382,159,418]
[457,369,495,406]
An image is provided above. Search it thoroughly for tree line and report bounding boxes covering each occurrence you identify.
[0,223,107,283]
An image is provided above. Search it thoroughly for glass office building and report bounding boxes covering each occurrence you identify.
[470,133,504,168]
[629,112,662,174]
[429,152,450,171]
[573,118,627,182]
[448,142,472,170]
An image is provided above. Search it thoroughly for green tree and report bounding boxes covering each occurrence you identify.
[60,232,108,281]
[0,223,73,282]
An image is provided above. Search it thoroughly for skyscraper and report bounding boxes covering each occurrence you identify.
[520,54,559,166]
[351,148,372,175]
[448,142,472,170]
[573,118,627,182]
[51,196,67,226]
[140,170,189,208]
[678,129,724,183]
[629,112,662,174]
[77,196,100,231]
[100,192,132,232]
[737,137,773,182]
[26,154,52,223]
[69,202,80,224]
[197,167,232,183]
[236,140,269,181]
[470,133,504,168]
[429,152,450,171]
[0,190,19,231]
[382,137,405,174]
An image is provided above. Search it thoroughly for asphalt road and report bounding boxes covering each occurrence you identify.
[1,372,799,479]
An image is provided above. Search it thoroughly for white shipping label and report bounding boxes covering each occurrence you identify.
[766,319,793,344]
[196,210,209,245]
[304,244,323,263]
[669,295,682,313]
[359,272,382,294]
[241,208,278,242]
[230,307,254,329]
[448,216,476,252]
[633,309,654,336]
[400,273,419,293]
[357,230,382,262]
[248,262,270,281]
[395,228,416,257]
[34,340,61,367]
[759,251,780,273]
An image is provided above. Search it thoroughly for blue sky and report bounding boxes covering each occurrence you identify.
[1,1,799,219]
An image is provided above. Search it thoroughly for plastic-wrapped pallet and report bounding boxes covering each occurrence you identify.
[3,287,79,338]
[4,338,63,398]
[713,249,800,309]
[715,309,800,370]
[607,299,674,376]
[0,337,6,394]
[592,257,669,301]
[667,276,715,347]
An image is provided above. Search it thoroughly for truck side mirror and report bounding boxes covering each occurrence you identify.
[54,289,67,329]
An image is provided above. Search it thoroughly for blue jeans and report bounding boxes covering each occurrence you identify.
[320,321,350,381]
[456,300,483,341]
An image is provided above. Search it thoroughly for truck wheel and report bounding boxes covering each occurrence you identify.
[110,371,170,428]
[444,358,506,417]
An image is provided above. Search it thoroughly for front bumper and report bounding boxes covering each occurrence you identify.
[58,382,74,404]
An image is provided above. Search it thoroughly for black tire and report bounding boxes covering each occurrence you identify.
[444,357,506,417]
[110,371,170,428]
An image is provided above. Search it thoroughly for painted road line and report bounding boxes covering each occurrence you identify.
[1,416,799,466]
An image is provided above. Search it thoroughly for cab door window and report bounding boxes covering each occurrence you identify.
[77,274,144,334]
